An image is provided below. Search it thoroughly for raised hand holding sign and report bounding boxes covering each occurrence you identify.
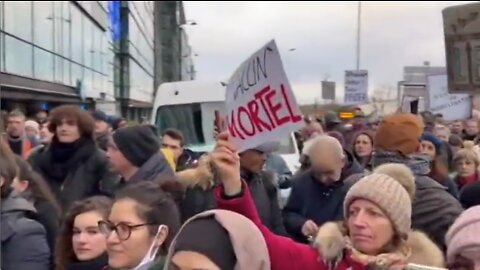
[211,132,242,196]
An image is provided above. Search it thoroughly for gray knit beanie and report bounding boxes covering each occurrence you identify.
[344,173,412,238]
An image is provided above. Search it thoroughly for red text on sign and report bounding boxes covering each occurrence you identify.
[228,84,302,140]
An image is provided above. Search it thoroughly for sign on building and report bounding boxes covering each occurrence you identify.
[225,40,304,152]
[427,74,471,121]
[443,2,480,94]
[321,81,336,100]
[344,70,368,105]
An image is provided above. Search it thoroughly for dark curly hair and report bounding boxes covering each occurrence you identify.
[48,105,95,138]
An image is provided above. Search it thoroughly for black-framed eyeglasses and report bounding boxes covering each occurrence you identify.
[98,220,157,241]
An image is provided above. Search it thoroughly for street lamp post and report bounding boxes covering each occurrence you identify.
[356,1,362,70]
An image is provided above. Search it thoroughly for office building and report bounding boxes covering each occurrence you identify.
[1,1,194,122]
[0,1,115,116]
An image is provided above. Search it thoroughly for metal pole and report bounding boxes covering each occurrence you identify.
[356,1,362,70]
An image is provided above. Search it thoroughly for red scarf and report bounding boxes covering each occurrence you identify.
[457,173,478,188]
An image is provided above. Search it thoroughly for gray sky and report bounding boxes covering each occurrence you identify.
[183,1,469,104]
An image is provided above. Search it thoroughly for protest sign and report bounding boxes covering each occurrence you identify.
[406,264,447,270]
[225,40,304,152]
[344,70,368,105]
[427,74,471,121]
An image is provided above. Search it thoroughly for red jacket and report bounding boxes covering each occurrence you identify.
[215,183,367,270]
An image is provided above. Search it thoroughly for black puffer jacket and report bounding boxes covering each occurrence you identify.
[363,151,463,251]
[28,138,118,208]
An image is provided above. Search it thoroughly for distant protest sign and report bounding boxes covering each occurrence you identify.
[225,40,304,152]
[344,70,368,105]
[428,74,471,121]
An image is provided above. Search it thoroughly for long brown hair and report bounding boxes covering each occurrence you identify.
[55,196,112,270]
[14,156,61,214]
[0,137,18,198]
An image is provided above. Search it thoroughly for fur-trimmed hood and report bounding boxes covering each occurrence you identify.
[314,222,445,268]
[176,154,215,190]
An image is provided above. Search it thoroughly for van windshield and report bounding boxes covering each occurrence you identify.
[155,102,297,155]
[155,103,207,145]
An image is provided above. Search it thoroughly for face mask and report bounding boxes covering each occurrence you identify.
[131,225,165,270]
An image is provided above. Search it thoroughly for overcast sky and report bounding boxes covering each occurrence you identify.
[183,1,470,104]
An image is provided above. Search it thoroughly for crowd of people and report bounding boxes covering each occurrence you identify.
[1,105,480,270]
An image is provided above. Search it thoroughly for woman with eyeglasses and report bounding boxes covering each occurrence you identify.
[99,180,182,270]
[55,196,112,270]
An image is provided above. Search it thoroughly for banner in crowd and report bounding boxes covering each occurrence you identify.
[427,74,471,121]
[344,70,368,105]
[225,40,304,152]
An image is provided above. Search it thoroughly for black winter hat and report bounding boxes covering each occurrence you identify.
[173,217,236,270]
[460,181,480,209]
[112,126,160,167]
[91,110,110,123]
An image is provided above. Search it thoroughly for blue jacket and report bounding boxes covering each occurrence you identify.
[282,170,351,243]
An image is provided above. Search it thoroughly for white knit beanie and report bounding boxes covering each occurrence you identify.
[344,173,412,237]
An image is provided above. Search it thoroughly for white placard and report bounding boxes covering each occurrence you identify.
[225,40,304,152]
[344,70,368,105]
[428,74,471,121]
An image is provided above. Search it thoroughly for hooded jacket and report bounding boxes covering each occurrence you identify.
[113,152,177,193]
[1,191,50,270]
[128,152,175,183]
[163,209,271,270]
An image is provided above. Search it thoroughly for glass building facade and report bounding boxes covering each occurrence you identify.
[0,1,114,115]
[1,1,194,122]
[120,1,155,121]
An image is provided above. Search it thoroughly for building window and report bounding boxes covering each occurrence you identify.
[93,28,102,73]
[0,33,4,72]
[4,1,32,42]
[54,55,63,83]
[5,36,33,77]
[83,19,94,68]
[62,2,71,59]
[71,5,83,64]
[71,63,83,84]
[84,68,93,94]
[64,59,72,86]
[34,48,54,81]
[33,1,54,51]
[129,58,153,102]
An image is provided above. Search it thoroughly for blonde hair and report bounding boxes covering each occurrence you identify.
[304,135,344,159]
[453,148,480,168]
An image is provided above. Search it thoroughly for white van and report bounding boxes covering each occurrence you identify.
[151,80,300,173]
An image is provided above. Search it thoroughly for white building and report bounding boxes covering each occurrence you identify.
[401,62,446,110]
